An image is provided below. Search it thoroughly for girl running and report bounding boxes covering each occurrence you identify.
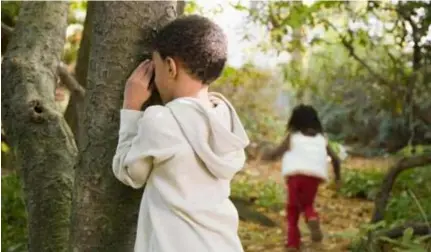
[262,104,341,251]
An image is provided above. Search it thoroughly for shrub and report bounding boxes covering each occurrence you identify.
[1,173,28,252]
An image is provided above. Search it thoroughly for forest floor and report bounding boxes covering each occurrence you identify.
[236,156,396,252]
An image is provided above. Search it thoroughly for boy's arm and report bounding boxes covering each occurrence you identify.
[112,107,180,189]
[326,144,341,181]
[112,109,152,189]
[261,134,291,161]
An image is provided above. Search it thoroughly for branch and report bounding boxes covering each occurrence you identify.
[57,63,85,97]
[379,222,431,239]
[323,20,394,88]
[371,154,431,223]
[1,22,14,37]
[177,1,186,16]
[413,104,431,125]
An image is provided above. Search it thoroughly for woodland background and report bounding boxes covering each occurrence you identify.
[1,1,431,252]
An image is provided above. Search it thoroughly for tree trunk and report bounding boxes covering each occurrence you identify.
[64,1,94,141]
[1,2,76,252]
[177,1,186,16]
[70,2,177,251]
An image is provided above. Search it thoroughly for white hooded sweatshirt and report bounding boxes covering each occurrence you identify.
[112,92,250,252]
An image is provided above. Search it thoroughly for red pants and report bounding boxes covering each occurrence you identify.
[285,175,321,248]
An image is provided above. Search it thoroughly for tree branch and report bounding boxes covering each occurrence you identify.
[57,63,85,97]
[322,19,394,87]
[371,154,431,223]
[64,1,94,140]
[379,222,431,239]
[1,22,14,37]
[177,1,186,16]
[413,104,431,125]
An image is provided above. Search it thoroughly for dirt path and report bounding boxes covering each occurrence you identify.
[237,157,395,252]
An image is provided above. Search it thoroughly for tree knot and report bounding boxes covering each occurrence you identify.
[28,100,46,123]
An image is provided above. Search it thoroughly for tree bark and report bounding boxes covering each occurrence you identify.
[70,2,177,251]
[371,154,431,223]
[1,2,76,252]
[64,1,94,141]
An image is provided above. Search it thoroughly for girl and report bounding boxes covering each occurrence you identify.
[262,104,341,251]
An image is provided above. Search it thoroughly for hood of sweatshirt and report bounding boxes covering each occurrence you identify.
[165,92,250,180]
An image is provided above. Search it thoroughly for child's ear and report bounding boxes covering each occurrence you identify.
[166,57,177,79]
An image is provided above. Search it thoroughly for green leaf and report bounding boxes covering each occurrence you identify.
[402,227,414,243]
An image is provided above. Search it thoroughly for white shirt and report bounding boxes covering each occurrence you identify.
[281,132,329,181]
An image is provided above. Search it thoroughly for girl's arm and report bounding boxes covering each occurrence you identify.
[326,144,341,181]
[261,134,291,161]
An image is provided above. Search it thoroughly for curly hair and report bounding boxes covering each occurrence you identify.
[152,15,227,84]
[287,104,323,136]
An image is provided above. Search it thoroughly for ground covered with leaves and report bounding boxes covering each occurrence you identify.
[233,157,430,252]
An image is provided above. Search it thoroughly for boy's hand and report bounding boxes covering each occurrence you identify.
[123,60,154,110]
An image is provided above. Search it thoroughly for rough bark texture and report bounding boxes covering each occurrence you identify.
[1,2,76,252]
[64,1,94,141]
[371,154,431,223]
[70,2,177,251]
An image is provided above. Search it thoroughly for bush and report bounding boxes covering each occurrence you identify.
[231,175,285,211]
[340,167,431,224]
[1,173,28,252]
[340,169,383,200]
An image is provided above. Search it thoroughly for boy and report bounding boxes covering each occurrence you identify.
[112,15,250,252]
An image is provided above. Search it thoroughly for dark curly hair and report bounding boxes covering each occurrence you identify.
[287,104,323,136]
[152,15,227,84]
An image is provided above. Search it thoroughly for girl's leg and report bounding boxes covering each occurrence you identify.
[285,176,301,249]
[301,176,320,220]
[301,176,322,242]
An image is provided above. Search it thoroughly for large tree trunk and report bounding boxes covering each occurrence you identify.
[70,2,177,251]
[1,2,76,252]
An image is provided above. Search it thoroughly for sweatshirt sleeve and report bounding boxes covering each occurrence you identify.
[112,107,181,189]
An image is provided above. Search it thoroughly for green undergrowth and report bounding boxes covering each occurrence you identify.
[340,165,431,224]
[231,174,285,212]
[1,172,28,252]
[340,157,431,252]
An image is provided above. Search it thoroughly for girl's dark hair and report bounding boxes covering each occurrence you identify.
[287,104,323,136]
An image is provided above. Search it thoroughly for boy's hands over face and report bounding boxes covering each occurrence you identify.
[123,60,154,110]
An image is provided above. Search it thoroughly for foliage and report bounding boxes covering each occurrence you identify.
[233,0,431,151]
[340,169,383,200]
[231,174,285,211]
[1,173,28,252]
[348,222,431,252]
[63,1,87,64]
[379,229,431,252]
[340,165,431,224]
[212,65,286,144]
[1,1,20,25]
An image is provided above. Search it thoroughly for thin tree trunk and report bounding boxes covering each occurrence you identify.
[64,2,94,141]
[177,1,186,16]
[1,2,76,252]
[70,2,177,251]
